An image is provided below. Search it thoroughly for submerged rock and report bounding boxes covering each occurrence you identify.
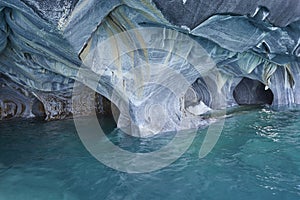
[0,0,299,136]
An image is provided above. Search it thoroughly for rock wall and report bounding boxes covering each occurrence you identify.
[0,0,299,136]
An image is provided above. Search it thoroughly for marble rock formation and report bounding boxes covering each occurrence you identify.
[0,0,299,136]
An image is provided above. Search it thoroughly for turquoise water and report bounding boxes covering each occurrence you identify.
[1,107,300,200]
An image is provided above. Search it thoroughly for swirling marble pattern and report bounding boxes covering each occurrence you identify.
[0,0,299,136]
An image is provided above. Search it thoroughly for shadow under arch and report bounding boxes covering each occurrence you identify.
[233,77,274,105]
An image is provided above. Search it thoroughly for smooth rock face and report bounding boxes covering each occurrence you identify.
[0,0,299,136]
[153,0,300,28]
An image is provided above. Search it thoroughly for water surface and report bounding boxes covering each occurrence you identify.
[1,107,300,199]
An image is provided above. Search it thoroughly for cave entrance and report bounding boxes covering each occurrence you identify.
[233,77,274,105]
[32,99,46,119]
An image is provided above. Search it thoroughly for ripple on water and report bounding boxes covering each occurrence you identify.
[0,107,300,199]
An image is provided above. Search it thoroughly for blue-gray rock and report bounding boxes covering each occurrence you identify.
[0,0,299,136]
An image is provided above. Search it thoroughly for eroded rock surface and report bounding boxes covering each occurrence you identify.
[0,0,299,136]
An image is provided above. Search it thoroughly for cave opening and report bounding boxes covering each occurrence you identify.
[32,99,46,119]
[183,78,213,116]
[96,94,120,134]
[233,77,274,105]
